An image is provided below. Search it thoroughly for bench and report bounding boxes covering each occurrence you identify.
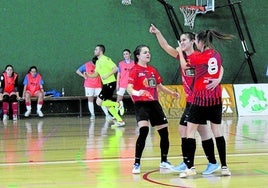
[18,96,88,117]
[17,94,133,117]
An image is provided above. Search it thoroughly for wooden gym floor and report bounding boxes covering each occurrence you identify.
[0,115,267,188]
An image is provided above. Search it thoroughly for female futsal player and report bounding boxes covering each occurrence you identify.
[0,65,20,122]
[76,56,112,121]
[149,24,223,175]
[177,29,233,178]
[128,44,179,174]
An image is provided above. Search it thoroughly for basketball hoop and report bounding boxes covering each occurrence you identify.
[122,0,131,5]
[179,5,205,29]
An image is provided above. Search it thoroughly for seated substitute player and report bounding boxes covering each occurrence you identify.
[22,66,45,117]
[0,65,20,122]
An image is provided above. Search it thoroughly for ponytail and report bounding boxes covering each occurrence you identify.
[196,30,234,49]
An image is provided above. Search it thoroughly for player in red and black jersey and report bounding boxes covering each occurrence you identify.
[150,24,225,175]
[128,45,179,174]
[177,30,234,177]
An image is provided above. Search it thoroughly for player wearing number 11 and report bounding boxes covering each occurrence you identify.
[177,30,234,178]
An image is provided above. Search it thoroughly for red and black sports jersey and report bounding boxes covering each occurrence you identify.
[176,51,200,103]
[128,64,162,102]
[189,49,222,106]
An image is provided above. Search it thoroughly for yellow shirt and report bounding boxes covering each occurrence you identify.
[95,55,117,84]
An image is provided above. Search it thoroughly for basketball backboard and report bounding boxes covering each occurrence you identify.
[196,0,215,12]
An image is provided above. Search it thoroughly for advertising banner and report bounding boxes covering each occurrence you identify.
[222,84,237,117]
[159,84,237,119]
[233,84,268,116]
[158,85,185,119]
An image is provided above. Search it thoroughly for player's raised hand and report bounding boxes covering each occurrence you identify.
[149,24,160,34]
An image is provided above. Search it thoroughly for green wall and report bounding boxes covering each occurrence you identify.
[1,0,267,96]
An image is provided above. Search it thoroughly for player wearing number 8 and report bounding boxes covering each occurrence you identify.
[187,30,234,106]
[177,30,234,178]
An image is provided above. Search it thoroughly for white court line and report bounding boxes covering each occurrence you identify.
[0,152,267,167]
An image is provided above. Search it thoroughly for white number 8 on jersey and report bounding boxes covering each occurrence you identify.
[208,57,218,75]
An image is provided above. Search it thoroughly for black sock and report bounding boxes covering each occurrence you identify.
[202,138,217,164]
[185,138,196,169]
[181,137,187,163]
[216,136,227,167]
[134,126,149,164]
[158,127,169,162]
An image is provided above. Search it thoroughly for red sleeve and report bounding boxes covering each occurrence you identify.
[128,66,136,85]
[154,68,162,84]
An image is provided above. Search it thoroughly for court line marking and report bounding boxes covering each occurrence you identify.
[0,152,267,167]
[254,169,268,175]
[143,169,190,188]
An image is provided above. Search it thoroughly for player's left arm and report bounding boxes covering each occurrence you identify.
[0,74,4,94]
[116,70,121,90]
[85,71,99,78]
[22,84,27,99]
[157,84,179,98]
[39,78,45,94]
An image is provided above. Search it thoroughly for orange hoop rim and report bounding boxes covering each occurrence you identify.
[179,5,205,12]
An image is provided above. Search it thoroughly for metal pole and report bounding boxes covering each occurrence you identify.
[157,0,184,41]
[227,0,258,83]
[237,3,256,54]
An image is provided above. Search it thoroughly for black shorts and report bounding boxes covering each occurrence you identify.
[179,102,191,126]
[98,81,116,101]
[134,101,168,127]
[186,104,222,124]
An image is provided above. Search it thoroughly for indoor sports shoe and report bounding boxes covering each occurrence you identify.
[105,115,113,122]
[221,166,231,176]
[159,161,173,169]
[179,167,197,178]
[37,110,44,117]
[117,101,125,116]
[171,162,187,172]
[202,163,220,175]
[132,163,141,174]
[13,114,18,121]
[90,115,95,121]
[24,110,31,117]
[3,114,8,121]
[116,121,125,127]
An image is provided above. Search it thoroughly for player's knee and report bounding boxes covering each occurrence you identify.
[179,125,187,137]
[137,126,149,143]
[211,124,223,137]
[10,94,17,102]
[25,92,31,98]
[139,126,149,137]
[200,132,212,141]
[158,126,168,138]
[2,95,9,102]
[96,98,102,106]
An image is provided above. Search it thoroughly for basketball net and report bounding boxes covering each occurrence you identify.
[179,6,204,29]
[122,0,131,5]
